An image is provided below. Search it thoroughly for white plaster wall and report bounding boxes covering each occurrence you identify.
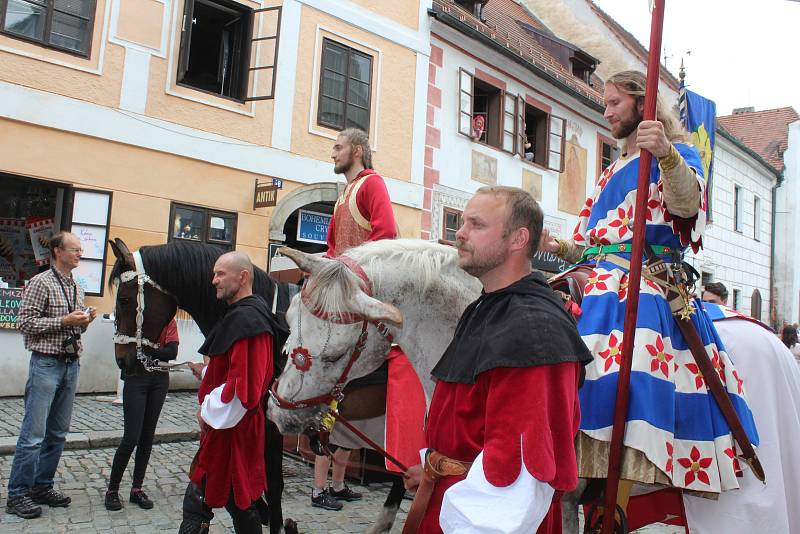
[685,135,776,321]
[431,26,609,239]
[774,120,800,326]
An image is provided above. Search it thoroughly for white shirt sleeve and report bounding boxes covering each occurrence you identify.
[439,445,554,534]
[200,384,247,430]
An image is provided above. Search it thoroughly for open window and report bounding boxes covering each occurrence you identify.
[519,100,548,166]
[177,0,281,102]
[597,134,620,179]
[458,70,503,149]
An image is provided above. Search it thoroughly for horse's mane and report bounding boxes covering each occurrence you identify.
[302,239,460,317]
[109,241,281,335]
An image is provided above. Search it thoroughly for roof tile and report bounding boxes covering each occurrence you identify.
[718,107,800,172]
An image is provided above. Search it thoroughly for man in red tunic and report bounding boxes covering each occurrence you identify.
[179,251,277,534]
[403,186,592,534]
[311,127,401,510]
[325,127,397,257]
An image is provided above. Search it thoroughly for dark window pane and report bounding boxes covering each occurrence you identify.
[54,0,93,18]
[4,0,47,41]
[349,53,371,83]
[323,42,347,73]
[346,104,369,131]
[320,97,344,128]
[50,10,89,52]
[347,79,369,108]
[208,215,234,242]
[321,70,346,100]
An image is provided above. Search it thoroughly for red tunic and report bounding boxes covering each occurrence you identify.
[326,168,397,257]
[419,363,583,534]
[158,319,179,346]
[189,332,273,510]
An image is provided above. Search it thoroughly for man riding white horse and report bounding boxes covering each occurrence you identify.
[540,70,760,527]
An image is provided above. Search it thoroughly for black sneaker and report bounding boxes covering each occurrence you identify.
[130,489,153,510]
[330,485,362,502]
[30,486,71,507]
[6,495,42,519]
[105,491,122,511]
[311,489,343,510]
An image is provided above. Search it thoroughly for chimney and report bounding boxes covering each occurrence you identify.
[732,106,755,115]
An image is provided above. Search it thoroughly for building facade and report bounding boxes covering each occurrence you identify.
[521,0,779,322]
[423,0,617,273]
[0,0,431,395]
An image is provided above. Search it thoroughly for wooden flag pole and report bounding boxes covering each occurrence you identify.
[600,1,666,533]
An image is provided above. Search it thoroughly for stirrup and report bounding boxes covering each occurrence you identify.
[583,502,628,534]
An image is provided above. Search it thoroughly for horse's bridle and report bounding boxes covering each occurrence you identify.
[269,255,394,410]
[112,251,175,372]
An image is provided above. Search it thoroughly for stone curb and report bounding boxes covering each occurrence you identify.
[0,425,199,455]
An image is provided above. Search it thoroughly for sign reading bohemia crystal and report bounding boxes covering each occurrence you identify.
[297,209,331,244]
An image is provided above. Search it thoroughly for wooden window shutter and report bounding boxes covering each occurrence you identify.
[458,68,474,138]
[548,114,566,172]
[245,6,282,101]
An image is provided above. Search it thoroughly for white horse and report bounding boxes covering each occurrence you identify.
[267,238,800,533]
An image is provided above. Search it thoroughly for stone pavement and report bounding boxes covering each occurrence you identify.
[0,392,199,454]
[0,392,682,533]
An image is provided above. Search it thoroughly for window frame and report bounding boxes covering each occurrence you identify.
[733,184,743,233]
[316,37,373,133]
[753,195,761,242]
[596,133,620,181]
[168,202,238,249]
[0,0,97,58]
[441,207,463,245]
[176,0,259,103]
[67,187,112,297]
[732,288,740,310]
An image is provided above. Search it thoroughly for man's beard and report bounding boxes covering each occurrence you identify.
[334,157,352,175]
[456,239,509,278]
[216,286,237,302]
[612,108,642,140]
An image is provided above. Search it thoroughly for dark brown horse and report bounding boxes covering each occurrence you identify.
[108,238,297,534]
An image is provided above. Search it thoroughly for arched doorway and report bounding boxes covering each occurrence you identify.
[267,183,339,281]
[750,289,762,321]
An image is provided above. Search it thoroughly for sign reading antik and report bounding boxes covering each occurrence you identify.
[254,183,279,209]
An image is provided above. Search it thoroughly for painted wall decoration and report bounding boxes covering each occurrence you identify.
[558,134,588,216]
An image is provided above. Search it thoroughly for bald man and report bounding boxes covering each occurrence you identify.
[179,251,279,534]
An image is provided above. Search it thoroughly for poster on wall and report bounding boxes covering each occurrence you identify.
[0,218,28,285]
[73,260,103,295]
[26,217,54,266]
[72,224,107,260]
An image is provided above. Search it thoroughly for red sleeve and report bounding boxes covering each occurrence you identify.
[220,333,273,410]
[159,319,179,346]
[481,362,582,491]
[356,174,397,241]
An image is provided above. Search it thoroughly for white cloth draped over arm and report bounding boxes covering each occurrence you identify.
[439,445,554,534]
[200,383,247,430]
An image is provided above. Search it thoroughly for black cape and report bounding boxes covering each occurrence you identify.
[198,295,284,357]
[432,271,593,384]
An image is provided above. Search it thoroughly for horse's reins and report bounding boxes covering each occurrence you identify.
[268,255,407,472]
[113,251,176,372]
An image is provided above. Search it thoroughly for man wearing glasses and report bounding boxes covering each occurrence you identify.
[6,232,97,519]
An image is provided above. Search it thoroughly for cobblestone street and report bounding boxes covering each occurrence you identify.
[0,394,682,533]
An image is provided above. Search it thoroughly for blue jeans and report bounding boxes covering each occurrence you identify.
[7,351,80,498]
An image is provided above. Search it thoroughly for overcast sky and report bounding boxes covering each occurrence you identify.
[592,0,800,116]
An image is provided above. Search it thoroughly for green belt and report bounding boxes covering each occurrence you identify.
[581,244,674,260]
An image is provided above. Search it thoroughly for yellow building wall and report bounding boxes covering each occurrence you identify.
[0,119,420,309]
[144,0,278,145]
[116,0,165,50]
[291,7,417,182]
[349,0,421,30]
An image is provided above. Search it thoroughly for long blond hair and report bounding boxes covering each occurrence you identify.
[607,70,688,150]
